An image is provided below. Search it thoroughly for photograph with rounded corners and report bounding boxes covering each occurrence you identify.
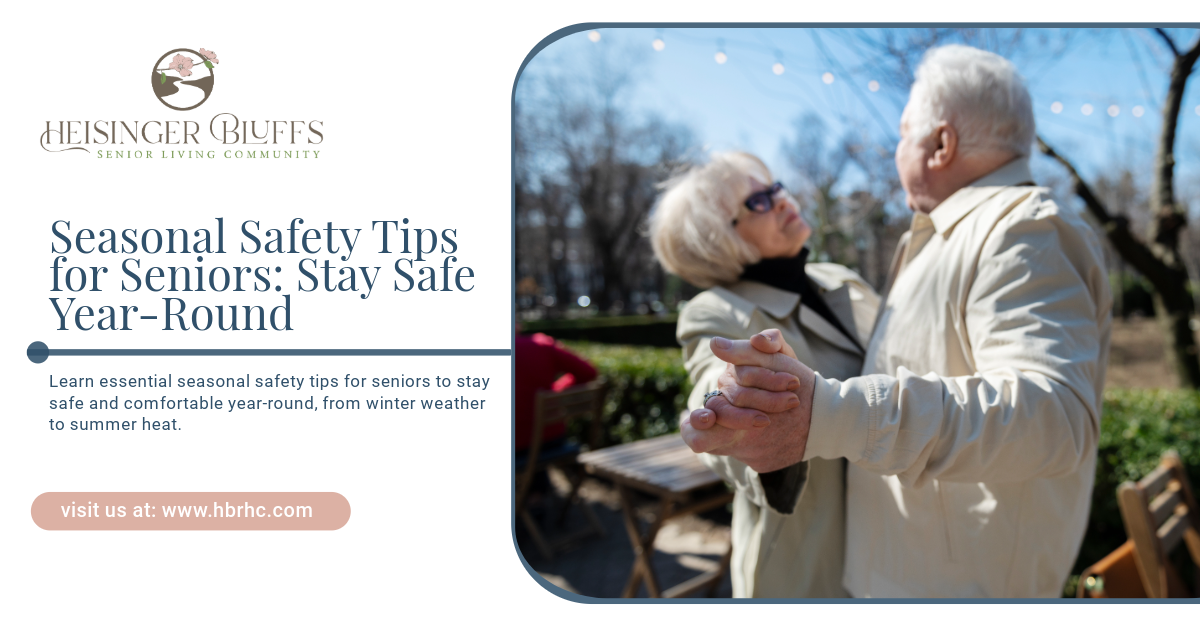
[512,25,1200,601]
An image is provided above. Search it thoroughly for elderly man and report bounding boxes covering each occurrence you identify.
[684,44,1112,598]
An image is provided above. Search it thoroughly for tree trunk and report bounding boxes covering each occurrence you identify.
[1153,272,1200,388]
[540,188,571,316]
[1038,137,1200,388]
[1148,31,1200,387]
[1037,30,1200,388]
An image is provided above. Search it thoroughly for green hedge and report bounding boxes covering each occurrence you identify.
[557,343,1200,596]
[560,341,692,446]
[524,315,680,347]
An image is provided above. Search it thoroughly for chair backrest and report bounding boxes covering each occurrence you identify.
[515,380,608,508]
[531,379,609,452]
[1116,451,1200,598]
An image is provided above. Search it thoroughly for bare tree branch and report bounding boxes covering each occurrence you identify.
[1154,27,1181,57]
[1037,136,1165,282]
[1150,30,1200,243]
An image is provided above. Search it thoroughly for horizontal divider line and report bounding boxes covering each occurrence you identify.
[25,341,510,363]
[45,349,511,357]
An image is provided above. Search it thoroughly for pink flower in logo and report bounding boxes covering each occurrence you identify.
[171,54,194,77]
[199,48,219,64]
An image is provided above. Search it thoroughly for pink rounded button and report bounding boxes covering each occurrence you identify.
[32,492,350,530]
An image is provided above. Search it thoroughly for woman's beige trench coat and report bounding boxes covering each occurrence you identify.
[678,263,879,598]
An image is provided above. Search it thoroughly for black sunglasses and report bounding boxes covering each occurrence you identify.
[732,182,786,226]
[743,181,785,214]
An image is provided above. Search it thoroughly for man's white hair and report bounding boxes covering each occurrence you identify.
[903,44,1035,157]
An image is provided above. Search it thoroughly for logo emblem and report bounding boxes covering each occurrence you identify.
[151,48,219,111]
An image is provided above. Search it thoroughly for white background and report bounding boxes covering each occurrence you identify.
[1,1,1194,625]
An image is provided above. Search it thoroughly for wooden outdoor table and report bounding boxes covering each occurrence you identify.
[578,434,734,598]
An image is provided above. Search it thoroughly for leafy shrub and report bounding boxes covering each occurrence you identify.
[560,341,692,446]
[523,315,680,348]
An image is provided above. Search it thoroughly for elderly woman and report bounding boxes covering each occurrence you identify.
[649,151,878,598]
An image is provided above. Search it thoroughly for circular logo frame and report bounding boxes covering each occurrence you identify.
[151,48,215,111]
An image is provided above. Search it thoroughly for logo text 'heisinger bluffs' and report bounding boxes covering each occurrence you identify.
[40,47,324,160]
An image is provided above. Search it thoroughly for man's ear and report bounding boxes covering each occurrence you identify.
[927,122,957,170]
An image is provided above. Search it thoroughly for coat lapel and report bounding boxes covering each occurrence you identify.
[729,279,864,357]
[799,284,863,356]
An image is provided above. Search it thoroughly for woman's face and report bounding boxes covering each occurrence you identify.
[733,174,812,259]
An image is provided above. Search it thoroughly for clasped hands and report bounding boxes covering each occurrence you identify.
[681,329,817,473]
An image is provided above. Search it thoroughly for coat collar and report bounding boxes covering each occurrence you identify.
[928,156,1035,235]
[726,280,799,320]
[726,280,863,355]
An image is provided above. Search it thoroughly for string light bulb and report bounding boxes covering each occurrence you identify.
[868,80,880,92]
[1081,103,1094,116]
[821,72,834,84]
[652,38,665,51]
[1107,105,1120,117]
[587,30,601,43]
[715,39,726,64]
[772,62,785,75]
[1132,106,1145,117]
[1050,102,1063,114]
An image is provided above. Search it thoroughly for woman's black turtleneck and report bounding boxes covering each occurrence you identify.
[738,248,863,513]
[739,248,862,353]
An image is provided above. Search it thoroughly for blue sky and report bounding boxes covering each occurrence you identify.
[520,27,1200,205]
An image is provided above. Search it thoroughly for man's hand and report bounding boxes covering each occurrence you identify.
[680,329,818,472]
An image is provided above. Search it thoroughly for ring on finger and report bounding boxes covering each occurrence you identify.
[703,390,724,407]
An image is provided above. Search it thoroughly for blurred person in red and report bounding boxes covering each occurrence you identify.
[515,331,599,454]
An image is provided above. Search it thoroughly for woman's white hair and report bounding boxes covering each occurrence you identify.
[903,44,1035,157]
[649,152,767,289]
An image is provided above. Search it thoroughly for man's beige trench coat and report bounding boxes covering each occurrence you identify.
[678,264,880,598]
[805,158,1113,597]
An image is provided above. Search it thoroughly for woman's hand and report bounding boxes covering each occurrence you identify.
[680,328,817,472]
[691,329,800,429]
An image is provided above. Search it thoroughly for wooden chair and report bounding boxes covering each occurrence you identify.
[1116,450,1200,598]
[516,380,608,560]
[1077,541,1147,598]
